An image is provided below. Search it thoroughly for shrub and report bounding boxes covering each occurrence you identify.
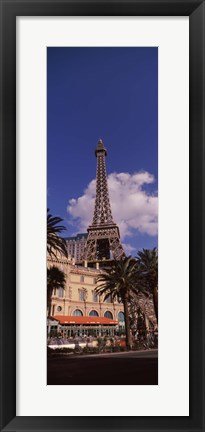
[82,346,99,354]
[74,346,83,354]
[113,345,121,352]
[120,346,126,352]
[97,336,107,352]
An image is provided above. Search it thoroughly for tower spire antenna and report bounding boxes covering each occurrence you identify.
[95,138,107,156]
[83,139,125,263]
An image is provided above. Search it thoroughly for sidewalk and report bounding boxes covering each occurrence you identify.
[71,348,158,359]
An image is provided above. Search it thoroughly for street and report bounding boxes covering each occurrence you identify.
[47,349,158,385]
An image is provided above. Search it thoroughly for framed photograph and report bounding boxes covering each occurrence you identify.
[0,0,204,431]
[47,45,159,386]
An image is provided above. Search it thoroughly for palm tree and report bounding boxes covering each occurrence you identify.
[136,248,158,322]
[96,256,138,350]
[47,266,66,316]
[47,209,68,258]
[129,291,154,337]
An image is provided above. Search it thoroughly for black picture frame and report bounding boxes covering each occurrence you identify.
[0,0,204,431]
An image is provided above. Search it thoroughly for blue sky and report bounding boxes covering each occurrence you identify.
[47,47,158,255]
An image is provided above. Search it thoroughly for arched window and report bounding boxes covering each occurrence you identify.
[118,311,125,322]
[73,309,83,316]
[104,311,113,319]
[89,310,99,317]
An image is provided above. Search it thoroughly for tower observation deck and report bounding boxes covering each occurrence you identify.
[83,139,125,263]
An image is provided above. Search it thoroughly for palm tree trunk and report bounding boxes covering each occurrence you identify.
[123,296,132,350]
[153,286,158,322]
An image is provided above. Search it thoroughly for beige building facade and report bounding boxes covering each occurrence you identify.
[48,255,125,324]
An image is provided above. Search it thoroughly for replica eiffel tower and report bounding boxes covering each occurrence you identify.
[83,139,125,265]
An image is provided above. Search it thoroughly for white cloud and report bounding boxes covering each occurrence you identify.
[67,171,158,240]
[122,242,136,255]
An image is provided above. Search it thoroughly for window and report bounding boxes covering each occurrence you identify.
[93,291,98,302]
[104,311,113,319]
[80,275,84,282]
[58,287,64,298]
[118,311,125,322]
[79,289,86,301]
[93,277,97,284]
[89,310,99,317]
[73,309,83,316]
[105,294,112,303]
[57,306,62,312]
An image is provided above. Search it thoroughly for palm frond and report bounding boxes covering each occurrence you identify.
[47,209,68,258]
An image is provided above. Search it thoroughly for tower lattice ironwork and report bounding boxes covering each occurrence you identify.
[83,139,125,262]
